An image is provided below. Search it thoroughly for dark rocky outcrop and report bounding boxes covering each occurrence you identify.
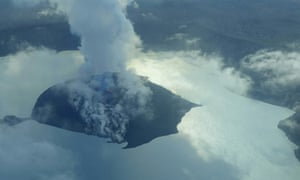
[278,111,300,162]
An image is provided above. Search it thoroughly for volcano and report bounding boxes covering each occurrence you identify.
[30,72,198,148]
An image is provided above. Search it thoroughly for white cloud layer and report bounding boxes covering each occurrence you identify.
[0,48,84,117]
[0,119,240,180]
[0,123,77,180]
[129,50,300,180]
[0,48,81,179]
[129,51,252,103]
[242,50,300,90]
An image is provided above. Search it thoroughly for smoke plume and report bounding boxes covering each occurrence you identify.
[50,0,140,76]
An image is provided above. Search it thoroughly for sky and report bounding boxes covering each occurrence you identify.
[0,0,300,180]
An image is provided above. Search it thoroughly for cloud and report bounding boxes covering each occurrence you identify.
[0,48,239,179]
[0,119,239,180]
[0,122,77,180]
[0,48,95,179]
[0,48,84,117]
[166,33,201,49]
[242,50,300,91]
[0,0,60,32]
[118,0,135,9]
[129,50,252,102]
[132,1,139,9]
[128,50,300,180]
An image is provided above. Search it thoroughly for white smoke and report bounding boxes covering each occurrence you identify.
[49,0,140,76]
